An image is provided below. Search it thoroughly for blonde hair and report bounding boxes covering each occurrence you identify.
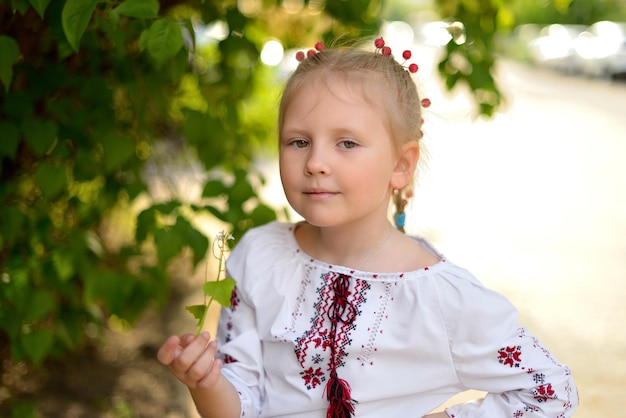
[278,45,423,154]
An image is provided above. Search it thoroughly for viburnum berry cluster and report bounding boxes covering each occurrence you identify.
[295,41,325,61]
[373,37,431,110]
[373,37,419,74]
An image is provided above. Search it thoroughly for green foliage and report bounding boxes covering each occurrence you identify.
[0,3,384,411]
[62,0,99,51]
[511,0,626,25]
[0,35,19,90]
[434,0,515,117]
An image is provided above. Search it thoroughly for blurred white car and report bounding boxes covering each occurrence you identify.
[573,21,626,78]
[528,24,586,73]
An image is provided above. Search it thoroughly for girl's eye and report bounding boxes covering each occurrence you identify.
[290,139,309,148]
[338,139,357,149]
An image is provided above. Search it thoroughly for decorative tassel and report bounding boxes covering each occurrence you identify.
[325,371,357,418]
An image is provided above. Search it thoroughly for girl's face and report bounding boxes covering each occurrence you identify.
[279,78,405,230]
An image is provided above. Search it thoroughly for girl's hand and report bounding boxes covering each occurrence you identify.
[157,331,223,391]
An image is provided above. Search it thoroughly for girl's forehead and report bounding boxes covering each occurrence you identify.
[297,74,387,109]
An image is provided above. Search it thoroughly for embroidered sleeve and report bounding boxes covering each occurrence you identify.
[434,272,579,418]
[215,283,263,418]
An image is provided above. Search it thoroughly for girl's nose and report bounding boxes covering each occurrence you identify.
[304,144,330,175]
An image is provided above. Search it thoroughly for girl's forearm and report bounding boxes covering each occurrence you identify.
[189,373,241,418]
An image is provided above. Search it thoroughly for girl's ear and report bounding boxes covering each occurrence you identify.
[391,141,419,189]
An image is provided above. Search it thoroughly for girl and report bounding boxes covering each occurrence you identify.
[158,39,578,418]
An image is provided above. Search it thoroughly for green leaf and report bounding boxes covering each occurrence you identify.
[34,161,66,200]
[135,207,156,243]
[9,401,38,418]
[22,328,54,365]
[184,304,207,322]
[102,132,135,173]
[0,205,25,247]
[112,0,159,19]
[0,36,19,91]
[24,289,56,322]
[203,277,235,307]
[0,309,21,339]
[202,180,227,197]
[10,0,30,15]
[29,0,52,18]
[0,122,19,160]
[173,216,208,266]
[229,169,256,205]
[22,117,57,157]
[154,228,183,265]
[55,313,84,350]
[249,203,277,226]
[62,0,98,51]
[145,18,184,67]
[52,249,75,282]
[83,269,135,317]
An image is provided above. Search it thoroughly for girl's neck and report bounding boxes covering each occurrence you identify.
[298,221,394,270]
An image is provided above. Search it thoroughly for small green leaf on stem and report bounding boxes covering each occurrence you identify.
[185,304,208,323]
[203,277,236,307]
[185,230,236,336]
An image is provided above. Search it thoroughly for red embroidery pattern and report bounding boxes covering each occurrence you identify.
[301,366,325,389]
[357,281,393,366]
[495,330,576,414]
[230,286,240,310]
[223,354,237,364]
[295,272,369,382]
[533,383,556,403]
[223,286,241,344]
[498,345,522,368]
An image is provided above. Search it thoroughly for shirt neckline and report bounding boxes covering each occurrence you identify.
[283,222,447,280]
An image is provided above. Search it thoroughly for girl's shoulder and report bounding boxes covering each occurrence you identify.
[234,220,296,249]
[228,221,297,264]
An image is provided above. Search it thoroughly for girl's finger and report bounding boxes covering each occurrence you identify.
[197,358,224,390]
[156,335,180,365]
[181,333,197,347]
[186,340,218,383]
[170,332,211,374]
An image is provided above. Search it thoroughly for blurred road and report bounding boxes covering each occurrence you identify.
[412,59,626,417]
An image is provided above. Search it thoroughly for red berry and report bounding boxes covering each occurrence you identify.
[408,63,418,73]
[315,41,324,51]
[402,50,412,60]
[295,51,305,61]
[421,98,431,108]
[374,37,385,48]
[382,46,392,56]
[307,49,316,57]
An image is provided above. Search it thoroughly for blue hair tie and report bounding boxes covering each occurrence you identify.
[394,212,406,229]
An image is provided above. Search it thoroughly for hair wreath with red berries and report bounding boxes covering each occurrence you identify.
[295,38,431,110]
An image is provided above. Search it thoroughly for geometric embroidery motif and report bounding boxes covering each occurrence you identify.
[294,271,369,390]
[498,345,522,368]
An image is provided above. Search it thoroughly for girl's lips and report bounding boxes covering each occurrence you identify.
[304,189,337,198]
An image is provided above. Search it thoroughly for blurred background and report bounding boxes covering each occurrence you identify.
[1,0,625,417]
